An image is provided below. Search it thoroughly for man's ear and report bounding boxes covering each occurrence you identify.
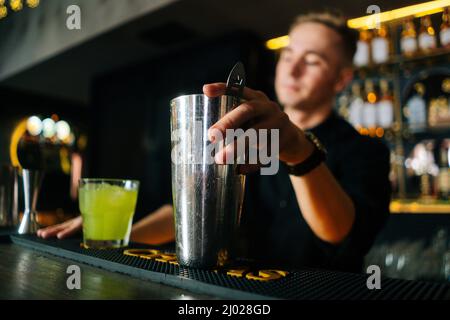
[334,67,354,94]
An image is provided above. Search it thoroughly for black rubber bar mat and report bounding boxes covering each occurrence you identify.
[10,234,450,300]
[0,227,16,243]
[0,227,16,236]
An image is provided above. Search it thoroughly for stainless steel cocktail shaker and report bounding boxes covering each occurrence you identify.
[170,63,246,269]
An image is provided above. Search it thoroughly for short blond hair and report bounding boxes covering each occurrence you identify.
[290,11,358,66]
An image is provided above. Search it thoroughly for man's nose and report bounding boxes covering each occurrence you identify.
[288,59,304,79]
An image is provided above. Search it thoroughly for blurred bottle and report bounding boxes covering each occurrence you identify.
[420,141,438,201]
[348,82,365,130]
[429,95,450,128]
[418,15,437,53]
[362,79,378,135]
[371,24,390,64]
[377,79,394,129]
[354,29,371,67]
[420,173,433,200]
[337,93,350,121]
[440,78,450,124]
[404,83,427,133]
[401,17,418,56]
[440,7,450,48]
[438,140,450,201]
[428,98,438,128]
[389,150,399,196]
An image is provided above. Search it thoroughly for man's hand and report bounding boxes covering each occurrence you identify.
[36,205,175,245]
[37,216,82,239]
[203,83,313,170]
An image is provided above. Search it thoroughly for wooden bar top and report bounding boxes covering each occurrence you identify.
[0,241,215,300]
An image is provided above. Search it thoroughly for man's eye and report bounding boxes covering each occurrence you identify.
[305,60,320,65]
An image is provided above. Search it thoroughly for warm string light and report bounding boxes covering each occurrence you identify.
[10,0,22,12]
[0,5,7,19]
[0,0,39,20]
[26,0,39,8]
[25,115,73,143]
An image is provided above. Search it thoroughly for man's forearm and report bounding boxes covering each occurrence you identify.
[131,204,175,245]
[289,161,355,245]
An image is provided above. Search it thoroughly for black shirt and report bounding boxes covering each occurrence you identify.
[240,111,391,273]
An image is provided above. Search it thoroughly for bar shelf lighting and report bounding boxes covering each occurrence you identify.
[347,0,450,29]
[265,0,450,50]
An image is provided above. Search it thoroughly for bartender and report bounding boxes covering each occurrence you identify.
[38,12,391,273]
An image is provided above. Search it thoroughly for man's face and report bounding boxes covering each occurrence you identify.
[275,22,347,110]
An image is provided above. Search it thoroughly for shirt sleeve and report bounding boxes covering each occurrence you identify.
[312,136,392,272]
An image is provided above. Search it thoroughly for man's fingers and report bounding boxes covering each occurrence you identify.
[38,224,66,239]
[203,83,226,98]
[208,100,278,141]
[203,83,269,101]
[58,216,83,238]
[37,216,82,239]
[57,222,81,239]
[213,117,283,166]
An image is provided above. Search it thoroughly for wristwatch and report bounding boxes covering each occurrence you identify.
[285,131,327,176]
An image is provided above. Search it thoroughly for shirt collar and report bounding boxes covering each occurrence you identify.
[308,110,338,138]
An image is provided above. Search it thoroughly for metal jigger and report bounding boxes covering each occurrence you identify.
[18,169,43,234]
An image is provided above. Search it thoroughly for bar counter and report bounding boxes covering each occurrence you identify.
[0,235,214,300]
[0,233,449,300]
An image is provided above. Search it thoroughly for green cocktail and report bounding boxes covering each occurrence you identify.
[79,179,139,249]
